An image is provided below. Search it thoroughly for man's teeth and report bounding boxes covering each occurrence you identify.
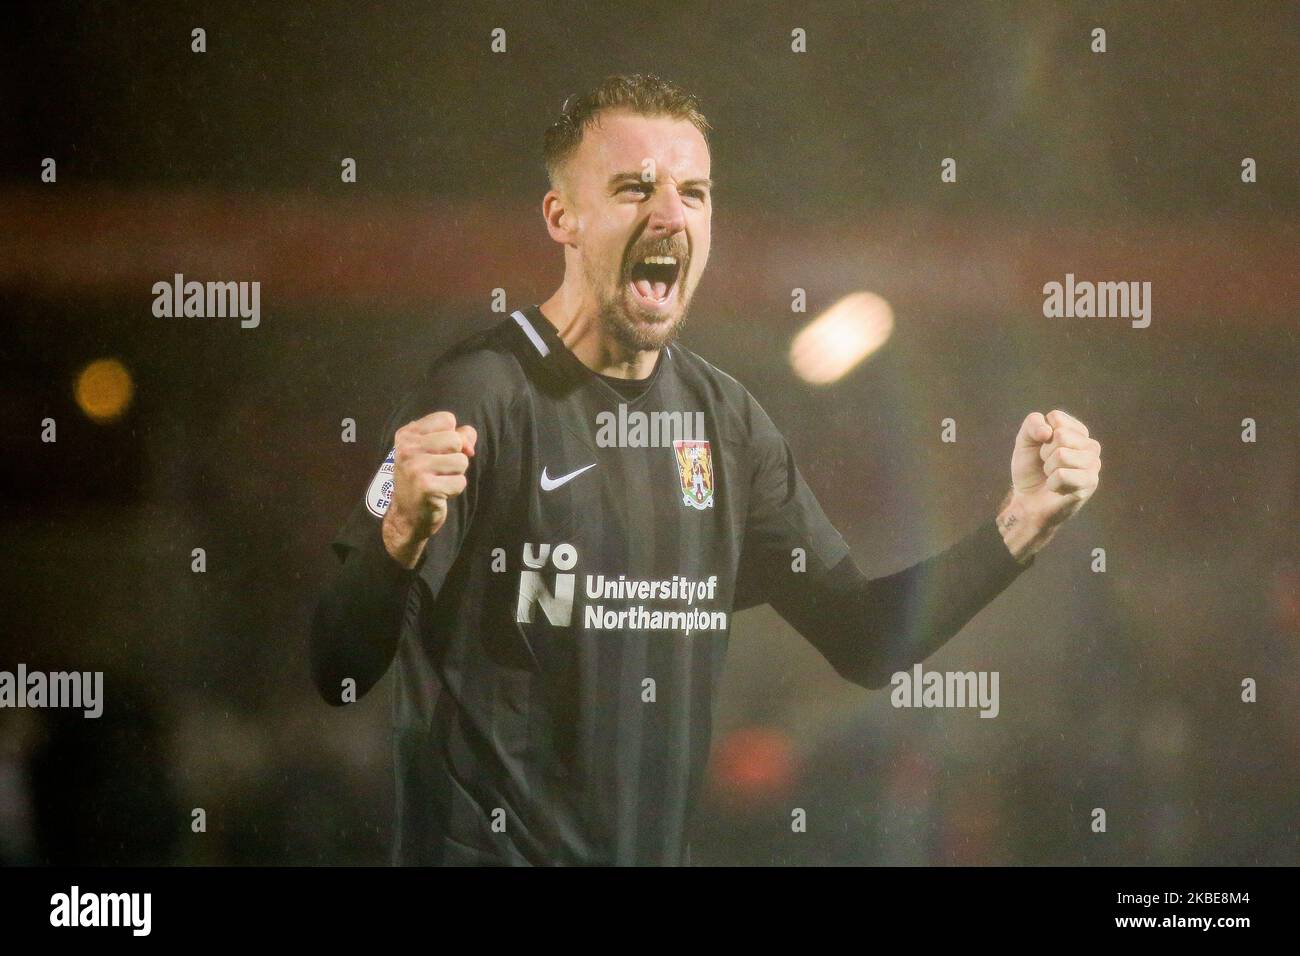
[628,254,678,302]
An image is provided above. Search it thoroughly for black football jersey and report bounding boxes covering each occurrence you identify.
[332,304,851,865]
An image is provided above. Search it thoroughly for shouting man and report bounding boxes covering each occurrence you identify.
[310,74,1102,866]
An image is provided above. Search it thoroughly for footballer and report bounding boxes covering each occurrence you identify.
[310,74,1102,866]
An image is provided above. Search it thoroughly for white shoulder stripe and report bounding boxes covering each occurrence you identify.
[511,310,550,357]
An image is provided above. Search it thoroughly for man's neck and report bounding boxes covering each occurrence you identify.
[538,294,661,380]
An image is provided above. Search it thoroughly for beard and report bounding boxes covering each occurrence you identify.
[588,257,694,354]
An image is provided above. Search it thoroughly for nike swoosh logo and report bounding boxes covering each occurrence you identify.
[540,463,597,491]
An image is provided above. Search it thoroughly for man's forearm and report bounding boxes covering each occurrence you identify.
[772,517,1033,690]
[310,522,419,704]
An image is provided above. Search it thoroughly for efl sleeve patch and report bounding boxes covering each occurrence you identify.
[365,447,397,518]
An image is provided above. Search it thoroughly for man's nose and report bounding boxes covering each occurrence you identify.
[644,185,687,238]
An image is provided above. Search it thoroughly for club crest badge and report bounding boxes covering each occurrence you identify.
[365,447,397,518]
[673,439,715,510]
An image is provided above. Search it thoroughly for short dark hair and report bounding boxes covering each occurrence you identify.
[543,73,712,189]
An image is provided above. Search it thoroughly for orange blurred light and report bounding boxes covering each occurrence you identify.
[789,291,895,384]
[710,726,796,805]
[74,358,134,423]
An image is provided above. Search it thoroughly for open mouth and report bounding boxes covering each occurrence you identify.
[626,253,682,310]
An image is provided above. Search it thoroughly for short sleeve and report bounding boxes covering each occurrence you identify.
[732,395,851,613]
[329,348,509,601]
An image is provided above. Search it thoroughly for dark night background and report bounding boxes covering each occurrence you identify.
[1,1,1296,865]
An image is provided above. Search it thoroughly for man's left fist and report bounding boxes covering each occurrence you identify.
[999,409,1102,561]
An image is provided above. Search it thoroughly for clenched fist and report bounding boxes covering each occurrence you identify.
[998,409,1101,563]
[381,411,478,569]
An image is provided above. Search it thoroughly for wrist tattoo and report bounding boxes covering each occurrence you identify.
[1000,512,1018,531]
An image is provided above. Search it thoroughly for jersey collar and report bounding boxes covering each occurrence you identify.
[511,304,671,403]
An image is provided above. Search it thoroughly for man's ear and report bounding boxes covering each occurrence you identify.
[543,186,577,245]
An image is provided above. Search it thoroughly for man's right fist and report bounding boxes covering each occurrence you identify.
[381,410,477,569]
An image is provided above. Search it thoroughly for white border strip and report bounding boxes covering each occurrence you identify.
[511,310,550,357]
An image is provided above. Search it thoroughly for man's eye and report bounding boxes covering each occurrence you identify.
[621,183,651,196]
